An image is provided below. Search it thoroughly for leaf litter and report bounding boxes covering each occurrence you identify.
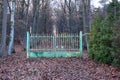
[0,45,119,80]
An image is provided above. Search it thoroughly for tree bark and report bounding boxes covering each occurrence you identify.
[26,0,30,31]
[82,0,90,52]
[8,0,16,55]
[0,0,8,56]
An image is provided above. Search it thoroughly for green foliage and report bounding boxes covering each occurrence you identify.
[89,16,102,59]
[89,1,120,66]
[107,1,120,20]
[89,16,113,64]
[111,19,120,66]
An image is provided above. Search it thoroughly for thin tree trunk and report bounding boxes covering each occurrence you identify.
[82,0,89,52]
[32,0,38,34]
[113,0,117,19]
[85,0,90,52]
[8,0,16,55]
[0,0,8,56]
[68,0,71,33]
[26,0,30,31]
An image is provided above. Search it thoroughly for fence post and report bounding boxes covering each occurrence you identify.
[80,31,82,57]
[26,32,30,58]
[53,35,57,57]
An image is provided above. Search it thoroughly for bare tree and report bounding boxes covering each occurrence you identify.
[26,0,30,31]
[82,0,90,51]
[0,0,8,56]
[56,0,79,33]
[8,0,16,55]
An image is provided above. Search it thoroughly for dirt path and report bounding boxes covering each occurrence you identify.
[0,45,120,80]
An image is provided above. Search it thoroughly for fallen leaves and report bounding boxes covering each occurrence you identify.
[0,45,119,80]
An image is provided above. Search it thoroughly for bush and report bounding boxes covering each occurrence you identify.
[89,16,113,64]
[88,16,101,59]
[112,19,120,66]
[89,1,120,67]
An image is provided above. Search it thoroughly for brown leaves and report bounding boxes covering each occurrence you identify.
[0,45,120,80]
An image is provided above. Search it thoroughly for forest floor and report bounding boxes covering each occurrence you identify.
[0,45,120,80]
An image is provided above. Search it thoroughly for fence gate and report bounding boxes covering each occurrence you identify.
[26,31,82,58]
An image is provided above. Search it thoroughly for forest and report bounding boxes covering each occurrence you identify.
[0,0,120,79]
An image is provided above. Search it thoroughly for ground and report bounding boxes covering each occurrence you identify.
[0,45,120,80]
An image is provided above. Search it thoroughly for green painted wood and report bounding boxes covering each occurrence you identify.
[80,31,82,57]
[26,32,30,58]
[28,52,81,58]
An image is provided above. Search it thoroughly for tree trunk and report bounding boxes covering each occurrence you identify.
[32,0,37,34]
[0,0,8,56]
[26,0,30,31]
[113,0,117,19]
[8,0,16,55]
[32,0,40,34]
[82,0,89,52]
